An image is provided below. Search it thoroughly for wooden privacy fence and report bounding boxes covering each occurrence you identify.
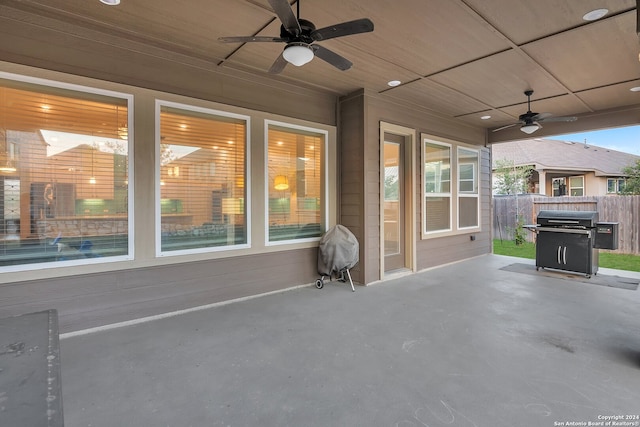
[493,195,640,255]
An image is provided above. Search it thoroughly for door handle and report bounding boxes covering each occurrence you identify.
[557,246,561,264]
[563,246,567,264]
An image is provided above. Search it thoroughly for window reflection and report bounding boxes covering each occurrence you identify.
[158,104,248,253]
[267,123,325,242]
[0,81,130,268]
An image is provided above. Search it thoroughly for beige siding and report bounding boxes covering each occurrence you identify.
[338,93,367,283]
[338,90,491,283]
[0,248,318,333]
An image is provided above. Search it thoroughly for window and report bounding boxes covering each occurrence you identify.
[607,178,625,194]
[552,178,567,196]
[266,121,326,243]
[157,102,249,254]
[423,140,451,233]
[457,147,479,229]
[423,137,480,236]
[0,76,131,269]
[568,176,584,196]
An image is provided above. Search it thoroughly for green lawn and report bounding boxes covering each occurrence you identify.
[493,239,640,272]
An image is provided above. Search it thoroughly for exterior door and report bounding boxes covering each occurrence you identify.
[383,134,405,271]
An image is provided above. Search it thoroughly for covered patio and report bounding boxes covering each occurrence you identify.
[60,254,640,426]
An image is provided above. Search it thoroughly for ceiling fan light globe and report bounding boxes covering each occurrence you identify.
[520,123,540,134]
[283,44,314,66]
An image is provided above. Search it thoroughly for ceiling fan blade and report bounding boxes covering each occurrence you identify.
[531,112,552,121]
[538,116,578,123]
[491,123,520,132]
[267,0,301,36]
[268,53,288,74]
[219,36,286,43]
[311,18,374,41]
[312,45,352,70]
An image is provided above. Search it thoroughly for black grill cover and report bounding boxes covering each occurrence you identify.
[317,224,359,276]
[537,210,599,227]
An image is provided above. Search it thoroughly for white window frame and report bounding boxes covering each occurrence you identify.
[607,178,625,194]
[458,162,477,193]
[155,100,251,257]
[568,175,585,197]
[421,135,482,238]
[457,147,480,230]
[264,119,328,246]
[0,72,134,272]
[422,138,452,236]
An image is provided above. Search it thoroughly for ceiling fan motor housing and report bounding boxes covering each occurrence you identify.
[280,19,316,43]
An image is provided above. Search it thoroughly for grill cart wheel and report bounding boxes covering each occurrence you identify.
[315,279,324,289]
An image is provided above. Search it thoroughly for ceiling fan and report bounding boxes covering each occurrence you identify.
[492,90,577,135]
[219,0,373,74]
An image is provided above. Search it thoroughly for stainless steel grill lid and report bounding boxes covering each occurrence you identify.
[536,210,599,228]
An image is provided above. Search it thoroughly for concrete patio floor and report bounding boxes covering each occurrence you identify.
[60,254,640,427]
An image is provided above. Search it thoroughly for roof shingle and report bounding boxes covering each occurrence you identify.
[491,139,640,176]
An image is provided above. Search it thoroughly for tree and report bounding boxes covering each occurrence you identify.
[620,159,640,195]
[493,158,534,195]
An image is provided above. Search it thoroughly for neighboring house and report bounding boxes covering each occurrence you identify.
[491,139,640,196]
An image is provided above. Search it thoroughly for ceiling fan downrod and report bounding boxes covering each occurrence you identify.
[524,90,534,112]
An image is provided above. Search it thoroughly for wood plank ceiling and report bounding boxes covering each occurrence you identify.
[0,0,639,142]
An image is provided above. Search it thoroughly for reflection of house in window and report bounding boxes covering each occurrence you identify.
[458,163,476,193]
[423,140,452,234]
[424,162,450,194]
[266,122,325,243]
[158,103,248,252]
[457,147,479,229]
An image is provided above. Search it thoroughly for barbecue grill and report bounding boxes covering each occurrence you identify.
[532,210,618,278]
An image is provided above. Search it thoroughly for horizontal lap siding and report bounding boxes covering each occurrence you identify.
[347,91,489,282]
[0,249,318,333]
[339,94,367,283]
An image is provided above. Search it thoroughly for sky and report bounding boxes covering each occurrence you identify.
[548,125,640,156]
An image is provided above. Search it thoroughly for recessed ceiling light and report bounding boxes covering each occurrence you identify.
[99,0,121,5]
[387,80,401,87]
[582,8,608,21]
[630,86,640,92]
[480,115,491,120]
